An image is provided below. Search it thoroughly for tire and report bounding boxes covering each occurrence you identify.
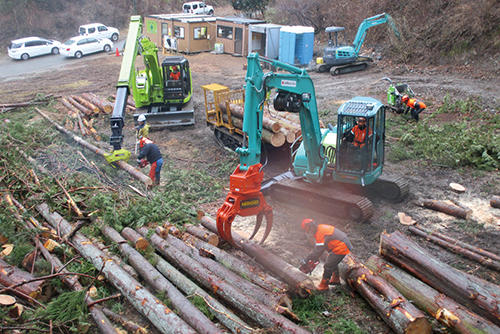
[51,47,60,55]
[111,33,118,41]
[21,53,29,61]
[208,9,214,15]
[104,44,111,52]
[75,51,83,59]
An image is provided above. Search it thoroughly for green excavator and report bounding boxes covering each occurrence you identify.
[217,53,409,248]
[105,15,194,164]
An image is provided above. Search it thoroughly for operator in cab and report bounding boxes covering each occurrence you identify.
[344,117,372,149]
[300,219,352,291]
[137,137,163,187]
[170,66,181,80]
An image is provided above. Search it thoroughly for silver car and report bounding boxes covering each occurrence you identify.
[8,37,62,60]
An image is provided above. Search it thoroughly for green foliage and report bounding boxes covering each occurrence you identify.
[6,243,34,267]
[38,290,88,325]
[387,97,500,170]
[189,294,215,320]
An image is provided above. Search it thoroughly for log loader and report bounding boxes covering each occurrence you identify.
[217,53,408,249]
[105,15,194,164]
[317,13,398,75]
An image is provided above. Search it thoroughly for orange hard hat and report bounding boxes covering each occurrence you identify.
[301,218,314,232]
[402,95,409,103]
[139,137,153,148]
[173,66,179,72]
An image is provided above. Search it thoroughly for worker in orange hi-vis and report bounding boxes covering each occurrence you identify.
[300,219,352,291]
[402,95,426,121]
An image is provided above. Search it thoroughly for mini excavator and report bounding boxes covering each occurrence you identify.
[217,53,408,249]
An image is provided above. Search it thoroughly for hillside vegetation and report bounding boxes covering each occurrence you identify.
[1,0,499,69]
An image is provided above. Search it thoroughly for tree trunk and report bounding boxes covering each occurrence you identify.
[36,203,197,334]
[339,254,431,334]
[220,103,281,133]
[199,215,316,297]
[0,258,46,302]
[98,306,147,334]
[379,230,500,327]
[102,226,223,334]
[366,255,500,334]
[66,95,93,116]
[182,232,288,293]
[71,95,100,114]
[34,108,152,187]
[422,199,471,219]
[408,226,500,271]
[183,223,219,246]
[149,227,292,313]
[491,196,500,209]
[221,113,285,147]
[136,227,310,334]
[121,228,254,334]
[413,225,500,262]
[82,93,113,114]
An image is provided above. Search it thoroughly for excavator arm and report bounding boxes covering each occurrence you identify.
[352,13,398,55]
[217,53,327,248]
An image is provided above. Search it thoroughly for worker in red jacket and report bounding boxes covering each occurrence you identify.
[402,95,426,121]
[300,219,352,291]
[137,137,163,187]
[344,117,372,149]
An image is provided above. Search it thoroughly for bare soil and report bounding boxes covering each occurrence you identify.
[2,51,500,333]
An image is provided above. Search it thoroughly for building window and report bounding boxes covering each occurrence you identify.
[217,25,233,39]
[162,23,169,35]
[194,27,207,40]
[174,26,185,39]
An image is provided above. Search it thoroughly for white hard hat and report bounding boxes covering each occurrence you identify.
[137,114,146,122]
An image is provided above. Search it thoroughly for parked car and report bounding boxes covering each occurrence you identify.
[59,36,114,59]
[8,37,62,60]
[79,23,119,41]
[182,1,214,15]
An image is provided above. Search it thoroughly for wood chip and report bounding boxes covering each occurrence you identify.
[398,212,416,225]
[449,183,466,193]
[0,294,16,306]
[1,244,14,257]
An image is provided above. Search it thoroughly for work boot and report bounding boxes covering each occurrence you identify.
[329,273,340,285]
[317,279,329,291]
[155,175,160,186]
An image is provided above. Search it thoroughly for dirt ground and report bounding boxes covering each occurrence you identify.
[2,50,500,333]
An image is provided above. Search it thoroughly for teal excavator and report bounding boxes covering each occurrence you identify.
[217,53,408,248]
[106,15,194,164]
[317,13,398,75]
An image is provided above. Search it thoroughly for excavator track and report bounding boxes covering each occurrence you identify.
[368,174,410,203]
[267,178,374,223]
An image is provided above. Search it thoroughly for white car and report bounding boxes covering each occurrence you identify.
[60,36,114,59]
[182,1,214,15]
[8,37,62,60]
[79,23,119,42]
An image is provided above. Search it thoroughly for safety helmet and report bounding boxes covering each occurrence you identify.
[137,114,146,122]
[139,137,153,148]
[401,95,409,103]
[172,66,179,72]
[357,117,366,123]
[301,218,314,232]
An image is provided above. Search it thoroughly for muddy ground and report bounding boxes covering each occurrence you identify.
[1,50,500,333]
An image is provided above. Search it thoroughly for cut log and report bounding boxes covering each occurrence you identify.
[121,228,253,334]
[199,215,315,297]
[66,95,93,116]
[183,223,219,246]
[98,306,148,334]
[339,254,431,334]
[82,93,113,114]
[491,196,500,209]
[60,97,80,118]
[422,199,471,219]
[165,223,182,238]
[102,226,223,334]
[379,230,500,327]
[220,103,281,133]
[148,227,292,313]
[136,227,310,334]
[366,255,500,334]
[0,258,46,301]
[221,112,285,147]
[35,108,152,187]
[36,203,197,334]
[183,233,288,293]
[408,226,500,271]
[449,182,466,193]
[71,95,100,114]
[413,225,500,262]
[0,294,16,306]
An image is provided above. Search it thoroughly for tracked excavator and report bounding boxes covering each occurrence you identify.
[217,53,408,249]
[105,15,194,164]
[317,13,398,75]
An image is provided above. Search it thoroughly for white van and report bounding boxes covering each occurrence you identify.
[8,37,62,60]
[79,23,119,41]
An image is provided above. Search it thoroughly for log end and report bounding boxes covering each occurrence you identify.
[406,317,432,334]
[135,237,149,251]
[207,234,219,246]
[449,182,466,193]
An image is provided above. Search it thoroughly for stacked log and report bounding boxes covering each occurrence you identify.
[339,254,431,334]
[366,255,500,334]
[379,230,500,327]
[491,196,500,209]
